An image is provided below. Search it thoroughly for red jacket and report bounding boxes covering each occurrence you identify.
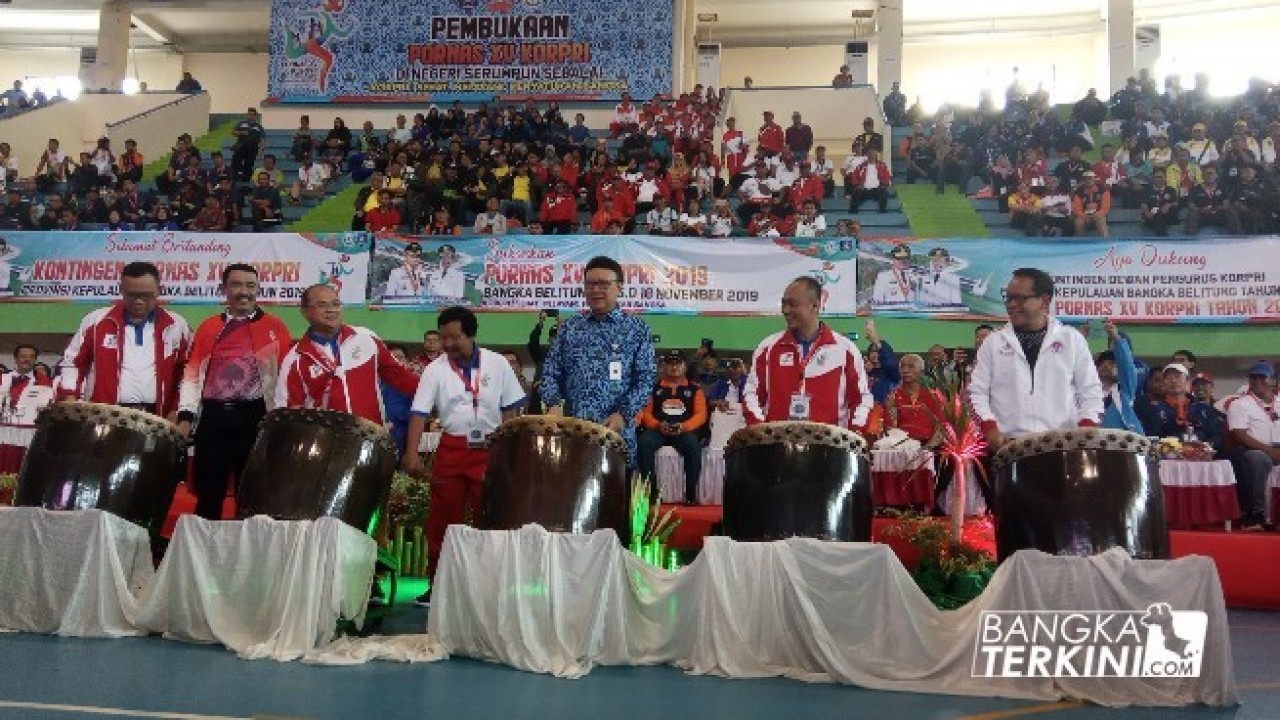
[758,122,785,154]
[788,175,825,208]
[275,325,420,425]
[849,161,892,188]
[743,323,872,431]
[179,308,292,416]
[540,191,578,224]
[59,302,192,417]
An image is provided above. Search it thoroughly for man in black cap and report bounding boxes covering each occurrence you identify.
[636,350,708,505]
[1225,360,1280,530]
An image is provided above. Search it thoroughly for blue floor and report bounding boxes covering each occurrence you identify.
[0,608,1274,719]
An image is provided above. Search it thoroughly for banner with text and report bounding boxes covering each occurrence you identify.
[369,235,859,314]
[268,0,673,103]
[0,231,370,306]
[856,236,1280,322]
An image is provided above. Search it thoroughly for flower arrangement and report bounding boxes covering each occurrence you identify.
[881,510,996,610]
[629,476,681,569]
[0,473,15,506]
[926,377,991,543]
[381,470,432,577]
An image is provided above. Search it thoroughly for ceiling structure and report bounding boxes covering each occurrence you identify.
[0,0,1274,53]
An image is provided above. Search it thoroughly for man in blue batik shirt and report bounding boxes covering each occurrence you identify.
[541,255,656,462]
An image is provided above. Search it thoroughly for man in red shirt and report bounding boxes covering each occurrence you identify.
[721,117,750,182]
[364,190,401,233]
[757,111,785,158]
[743,277,871,431]
[788,161,826,209]
[885,354,944,445]
[178,264,292,519]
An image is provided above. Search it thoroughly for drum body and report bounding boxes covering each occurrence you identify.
[237,408,399,532]
[723,421,872,542]
[993,429,1167,561]
[15,401,187,534]
[483,416,629,540]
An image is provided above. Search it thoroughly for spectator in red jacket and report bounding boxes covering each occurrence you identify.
[539,179,578,234]
[788,161,825,209]
[847,147,892,213]
[757,111,785,157]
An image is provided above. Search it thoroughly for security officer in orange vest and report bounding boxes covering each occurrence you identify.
[637,350,708,504]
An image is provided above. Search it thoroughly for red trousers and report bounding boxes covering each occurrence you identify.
[426,434,489,577]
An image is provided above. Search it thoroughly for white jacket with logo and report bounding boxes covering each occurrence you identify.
[969,318,1104,438]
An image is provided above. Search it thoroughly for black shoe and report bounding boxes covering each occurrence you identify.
[368,580,387,606]
[413,588,433,607]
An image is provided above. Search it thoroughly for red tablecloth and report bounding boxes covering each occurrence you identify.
[871,450,935,507]
[1159,459,1240,527]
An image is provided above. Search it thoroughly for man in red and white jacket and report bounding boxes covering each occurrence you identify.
[757,111,785,157]
[0,344,55,473]
[275,284,420,426]
[744,277,871,431]
[60,261,191,418]
[847,147,893,213]
[610,92,640,137]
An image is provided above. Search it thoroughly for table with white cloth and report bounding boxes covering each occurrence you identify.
[0,508,154,636]
[135,515,377,661]
[400,524,1236,707]
[654,409,742,505]
[871,448,935,507]
[1158,459,1241,528]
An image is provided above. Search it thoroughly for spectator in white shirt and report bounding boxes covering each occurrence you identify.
[290,153,330,202]
[1179,122,1220,166]
[1225,361,1280,530]
[390,114,412,143]
[793,199,827,237]
[677,198,707,237]
[646,195,678,236]
[708,200,736,238]
[736,160,772,224]
[773,153,800,188]
[473,196,508,235]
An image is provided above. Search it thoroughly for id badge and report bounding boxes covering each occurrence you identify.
[467,425,487,449]
[608,360,623,381]
[789,392,811,421]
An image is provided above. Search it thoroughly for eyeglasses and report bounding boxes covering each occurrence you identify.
[1001,291,1041,305]
[584,280,618,290]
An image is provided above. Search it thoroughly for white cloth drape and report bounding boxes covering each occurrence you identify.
[412,525,1236,707]
[0,508,153,636]
[135,515,377,661]
[656,447,725,505]
[1159,460,1237,487]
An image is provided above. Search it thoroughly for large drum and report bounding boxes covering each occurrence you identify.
[482,416,629,540]
[723,421,872,542]
[993,428,1167,561]
[14,401,187,534]
[237,408,399,532]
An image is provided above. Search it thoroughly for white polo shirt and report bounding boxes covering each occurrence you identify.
[1226,392,1280,446]
[118,318,157,404]
[410,347,525,437]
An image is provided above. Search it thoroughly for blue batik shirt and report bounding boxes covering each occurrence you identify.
[539,307,656,462]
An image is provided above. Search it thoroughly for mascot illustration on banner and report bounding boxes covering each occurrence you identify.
[284,0,352,94]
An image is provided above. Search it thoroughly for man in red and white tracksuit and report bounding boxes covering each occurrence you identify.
[743,277,871,431]
[402,305,525,605]
[274,284,420,425]
[60,261,191,418]
[0,344,54,473]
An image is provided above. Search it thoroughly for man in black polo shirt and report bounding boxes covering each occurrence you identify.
[636,351,708,505]
[231,107,265,184]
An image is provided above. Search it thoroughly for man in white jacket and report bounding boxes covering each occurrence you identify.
[969,267,1104,450]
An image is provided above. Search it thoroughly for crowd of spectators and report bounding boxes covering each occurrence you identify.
[887,70,1280,238]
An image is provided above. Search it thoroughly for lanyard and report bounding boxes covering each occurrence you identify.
[792,331,825,394]
[1250,392,1279,422]
[449,350,482,411]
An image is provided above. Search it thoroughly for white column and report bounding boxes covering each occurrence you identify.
[671,0,689,95]
[93,0,132,93]
[1107,0,1135,96]
[875,0,903,92]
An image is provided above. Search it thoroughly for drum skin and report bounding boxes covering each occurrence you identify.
[482,416,629,541]
[993,429,1168,561]
[723,421,872,542]
[15,401,187,534]
[237,408,399,532]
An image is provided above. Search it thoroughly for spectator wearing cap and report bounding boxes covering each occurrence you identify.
[1179,122,1220,167]
[846,147,891,214]
[757,111,785,158]
[785,113,814,162]
[1191,373,1216,406]
[1225,360,1280,530]
[1071,171,1110,237]
[637,351,708,505]
[1139,363,1224,446]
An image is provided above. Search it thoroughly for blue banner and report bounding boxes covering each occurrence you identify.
[268,0,673,103]
[857,236,1280,323]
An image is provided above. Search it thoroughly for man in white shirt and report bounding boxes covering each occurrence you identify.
[1179,122,1220,166]
[473,197,508,235]
[385,242,428,300]
[708,201,736,238]
[290,153,330,203]
[792,199,827,238]
[1225,361,1280,530]
[969,268,1104,450]
[428,244,467,299]
[916,247,963,307]
[646,195,678,236]
[773,153,800,189]
[390,114,412,143]
[402,306,525,602]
